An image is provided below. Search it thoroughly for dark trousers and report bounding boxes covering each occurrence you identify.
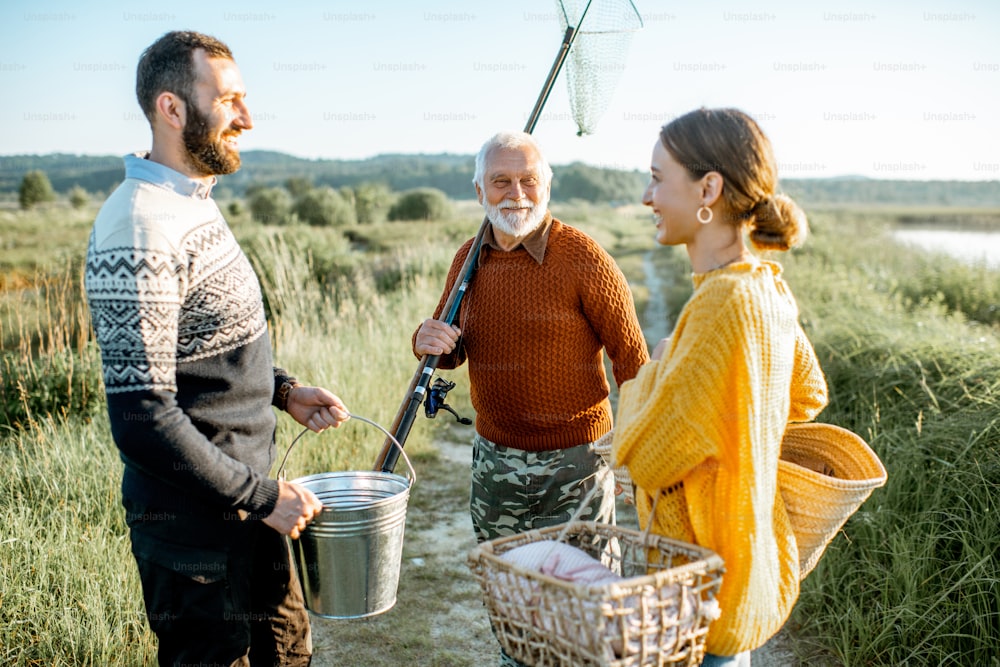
[133,521,311,667]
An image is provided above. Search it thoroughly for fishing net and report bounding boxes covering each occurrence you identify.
[558,0,644,135]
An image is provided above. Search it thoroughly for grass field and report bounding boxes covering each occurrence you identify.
[1,198,998,665]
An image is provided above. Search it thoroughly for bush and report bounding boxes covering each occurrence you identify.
[249,187,293,225]
[292,187,356,227]
[552,162,646,204]
[388,187,452,221]
[352,182,394,224]
[18,170,57,210]
[285,176,313,197]
[68,185,89,210]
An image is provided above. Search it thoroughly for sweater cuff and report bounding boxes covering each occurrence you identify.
[247,478,281,518]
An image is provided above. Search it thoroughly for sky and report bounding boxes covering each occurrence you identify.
[1,0,998,182]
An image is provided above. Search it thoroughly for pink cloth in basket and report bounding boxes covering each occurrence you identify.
[500,540,622,585]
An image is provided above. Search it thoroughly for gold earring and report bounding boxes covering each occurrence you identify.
[697,206,713,224]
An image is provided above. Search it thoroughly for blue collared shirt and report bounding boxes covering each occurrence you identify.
[124,151,217,200]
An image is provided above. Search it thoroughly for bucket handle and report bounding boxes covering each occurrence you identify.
[276,414,416,486]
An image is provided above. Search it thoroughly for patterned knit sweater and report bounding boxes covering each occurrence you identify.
[424,216,649,450]
[85,154,281,538]
[613,259,828,655]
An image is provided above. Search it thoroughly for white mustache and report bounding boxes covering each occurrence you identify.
[498,199,532,210]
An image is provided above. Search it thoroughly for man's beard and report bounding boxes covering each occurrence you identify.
[483,196,548,238]
[182,100,241,176]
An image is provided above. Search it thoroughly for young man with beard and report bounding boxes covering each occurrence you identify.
[85,31,349,666]
[414,130,649,666]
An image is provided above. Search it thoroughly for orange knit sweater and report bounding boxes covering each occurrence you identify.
[613,260,828,655]
[420,217,648,450]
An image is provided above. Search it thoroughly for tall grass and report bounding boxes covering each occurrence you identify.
[0,261,102,429]
[0,223,463,665]
[0,203,96,275]
[780,210,1000,665]
[1,204,998,664]
[240,229,467,477]
[0,416,155,665]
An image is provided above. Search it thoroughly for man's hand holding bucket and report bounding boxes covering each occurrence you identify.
[269,385,350,537]
[264,480,325,539]
[286,385,351,433]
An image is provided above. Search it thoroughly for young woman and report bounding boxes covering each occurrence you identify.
[612,108,829,666]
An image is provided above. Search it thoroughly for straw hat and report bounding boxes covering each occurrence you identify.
[778,422,888,579]
[610,422,887,579]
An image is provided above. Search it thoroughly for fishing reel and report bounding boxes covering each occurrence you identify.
[425,377,472,425]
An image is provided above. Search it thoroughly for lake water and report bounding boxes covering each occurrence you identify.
[891,229,1000,269]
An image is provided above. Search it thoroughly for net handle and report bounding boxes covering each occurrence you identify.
[524,0,593,134]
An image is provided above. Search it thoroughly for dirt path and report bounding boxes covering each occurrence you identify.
[309,426,497,666]
[310,425,800,666]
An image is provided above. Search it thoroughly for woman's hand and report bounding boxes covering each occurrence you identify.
[651,336,670,361]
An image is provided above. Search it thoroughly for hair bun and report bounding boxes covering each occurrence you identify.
[748,193,808,251]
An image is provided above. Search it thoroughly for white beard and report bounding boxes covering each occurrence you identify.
[483,197,548,238]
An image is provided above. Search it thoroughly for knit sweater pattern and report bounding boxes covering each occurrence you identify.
[613,260,828,655]
[85,154,280,532]
[426,217,648,450]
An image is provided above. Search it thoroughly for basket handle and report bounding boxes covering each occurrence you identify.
[640,492,661,541]
[547,467,661,546]
[276,414,416,486]
[549,465,614,545]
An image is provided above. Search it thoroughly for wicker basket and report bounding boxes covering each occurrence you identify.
[467,521,724,666]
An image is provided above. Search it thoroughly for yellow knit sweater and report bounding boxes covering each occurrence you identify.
[613,259,828,655]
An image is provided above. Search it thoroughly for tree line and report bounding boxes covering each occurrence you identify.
[5,151,1000,209]
[15,167,451,225]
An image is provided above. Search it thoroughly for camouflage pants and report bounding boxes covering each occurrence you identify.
[471,434,617,667]
[469,433,617,543]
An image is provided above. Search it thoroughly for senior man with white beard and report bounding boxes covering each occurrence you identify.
[414,130,648,665]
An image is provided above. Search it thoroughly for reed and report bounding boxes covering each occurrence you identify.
[0,260,102,430]
[1,204,997,664]
[0,222,464,665]
[779,210,1000,665]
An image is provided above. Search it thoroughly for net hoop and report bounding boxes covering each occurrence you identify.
[557,0,644,135]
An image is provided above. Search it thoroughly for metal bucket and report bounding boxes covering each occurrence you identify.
[289,469,411,619]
